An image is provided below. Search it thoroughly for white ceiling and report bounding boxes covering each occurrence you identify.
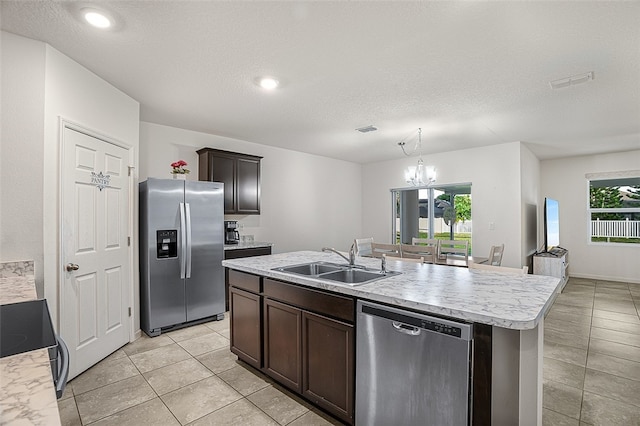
[2,1,639,164]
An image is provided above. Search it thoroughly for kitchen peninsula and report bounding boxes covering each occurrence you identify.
[222,251,561,426]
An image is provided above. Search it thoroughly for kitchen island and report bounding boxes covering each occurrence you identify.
[223,251,561,426]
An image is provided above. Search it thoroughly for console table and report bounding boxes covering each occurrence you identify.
[533,248,569,292]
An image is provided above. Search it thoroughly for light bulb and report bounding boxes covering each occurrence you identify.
[259,77,279,90]
[84,11,111,28]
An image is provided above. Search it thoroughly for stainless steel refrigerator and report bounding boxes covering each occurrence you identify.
[139,178,225,337]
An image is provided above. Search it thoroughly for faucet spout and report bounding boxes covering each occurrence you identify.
[322,244,356,267]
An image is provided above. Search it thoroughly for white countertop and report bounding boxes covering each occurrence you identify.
[222,251,561,330]
[0,262,61,426]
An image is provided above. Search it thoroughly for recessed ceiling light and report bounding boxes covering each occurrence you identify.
[83,9,111,28]
[258,77,279,90]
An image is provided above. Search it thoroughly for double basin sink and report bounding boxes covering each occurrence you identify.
[272,261,400,286]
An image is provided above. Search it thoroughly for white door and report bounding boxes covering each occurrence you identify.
[61,125,131,379]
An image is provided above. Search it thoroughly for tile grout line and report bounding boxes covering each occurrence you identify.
[578,288,595,424]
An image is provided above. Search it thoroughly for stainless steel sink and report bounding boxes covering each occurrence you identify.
[320,269,390,284]
[275,262,344,276]
[272,261,400,285]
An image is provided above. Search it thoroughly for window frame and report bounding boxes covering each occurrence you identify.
[586,171,640,247]
[390,182,472,244]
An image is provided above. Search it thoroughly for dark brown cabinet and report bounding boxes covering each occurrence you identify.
[302,311,354,421]
[263,299,302,393]
[228,270,355,424]
[228,271,262,369]
[262,278,355,424]
[196,148,262,214]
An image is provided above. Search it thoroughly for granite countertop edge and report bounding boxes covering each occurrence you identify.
[224,241,273,250]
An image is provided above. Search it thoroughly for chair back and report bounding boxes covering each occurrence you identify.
[384,253,424,263]
[354,237,374,257]
[411,238,438,247]
[437,240,469,265]
[371,242,401,258]
[488,244,505,266]
[469,261,528,275]
[401,244,436,264]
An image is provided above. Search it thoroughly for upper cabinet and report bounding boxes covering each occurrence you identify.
[197,148,262,215]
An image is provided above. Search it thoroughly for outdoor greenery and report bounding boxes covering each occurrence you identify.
[590,184,640,220]
[590,185,623,219]
[437,194,471,225]
[591,237,640,244]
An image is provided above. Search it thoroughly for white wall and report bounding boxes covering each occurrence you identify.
[362,142,525,268]
[0,32,46,290]
[139,122,362,254]
[540,150,640,283]
[520,145,541,270]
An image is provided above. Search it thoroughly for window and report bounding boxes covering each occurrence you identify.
[588,174,640,245]
[392,183,472,251]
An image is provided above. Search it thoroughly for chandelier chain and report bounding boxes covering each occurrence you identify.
[397,128,422,157]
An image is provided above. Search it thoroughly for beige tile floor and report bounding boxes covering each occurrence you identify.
[58,315,343,425]
[543,278,640,425]
[58,278,640,425]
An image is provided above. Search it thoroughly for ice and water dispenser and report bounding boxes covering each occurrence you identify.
[156,230,178,258]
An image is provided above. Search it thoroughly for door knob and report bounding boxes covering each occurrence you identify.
[66,263,79,272]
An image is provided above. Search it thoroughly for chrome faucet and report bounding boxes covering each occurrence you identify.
[381,255,387,274]
[322,243,356,267]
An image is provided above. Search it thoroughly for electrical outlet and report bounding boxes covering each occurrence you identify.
[489,222,495,231]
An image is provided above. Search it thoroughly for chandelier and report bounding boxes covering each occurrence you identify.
[398,128,436,187]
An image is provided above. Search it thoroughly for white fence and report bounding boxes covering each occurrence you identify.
[591,219,640,239]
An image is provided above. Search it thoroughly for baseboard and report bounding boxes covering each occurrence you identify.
[569,272,640,285]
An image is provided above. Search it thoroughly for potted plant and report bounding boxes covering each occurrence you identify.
[170,160,190,179]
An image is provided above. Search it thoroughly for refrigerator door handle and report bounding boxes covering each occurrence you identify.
[185,202,192,279]
[179,202,187,279]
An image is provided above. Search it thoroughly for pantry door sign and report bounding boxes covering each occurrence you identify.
[90,171,111,191]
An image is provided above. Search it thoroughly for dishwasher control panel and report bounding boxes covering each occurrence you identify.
[421,319,461,338]
[361,304,467,338]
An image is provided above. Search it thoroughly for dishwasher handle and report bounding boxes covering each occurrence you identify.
[392,321,421,336]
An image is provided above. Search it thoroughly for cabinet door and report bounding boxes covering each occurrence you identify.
[229,287,261,369]
[302,311,354,423]
[236,157,260,214]
[263,299,302,393]
[209,153,236,214]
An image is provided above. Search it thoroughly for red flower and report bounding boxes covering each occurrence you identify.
[170,160,190,174]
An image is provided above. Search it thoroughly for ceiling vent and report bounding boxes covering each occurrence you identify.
[356,125,378,133]
[549,71,594,90]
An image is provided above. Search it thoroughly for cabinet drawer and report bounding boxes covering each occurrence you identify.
[263,278,354,324]
[229,270,261,293]
[224,247,272,259]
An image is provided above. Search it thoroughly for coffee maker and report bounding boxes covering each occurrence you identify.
[224,221,240,244]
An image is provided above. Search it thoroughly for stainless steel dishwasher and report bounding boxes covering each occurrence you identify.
[356,300,473,426]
